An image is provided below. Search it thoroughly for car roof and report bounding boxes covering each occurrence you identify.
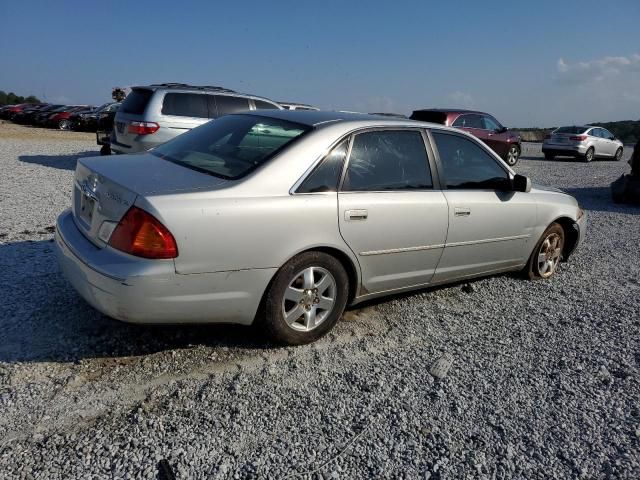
[245,109,429,127]
[131,83,273,101]
[412,108,488,115]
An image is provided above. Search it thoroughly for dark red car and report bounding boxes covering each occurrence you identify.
[47,106,92,130]
[410,109,522,166]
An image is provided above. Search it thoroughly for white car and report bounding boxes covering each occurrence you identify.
[542,125,624,162]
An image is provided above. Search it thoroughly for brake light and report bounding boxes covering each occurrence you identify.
[108,206,178,259]
[569,135,587,141]
[128,121,159,135]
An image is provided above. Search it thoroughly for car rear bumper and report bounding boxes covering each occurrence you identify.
[55,209,274,325]
[542,143,588,156]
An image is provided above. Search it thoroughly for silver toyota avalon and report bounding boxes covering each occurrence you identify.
[55,111,587,345]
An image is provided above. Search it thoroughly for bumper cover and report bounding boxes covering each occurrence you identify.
[55,209,274,325]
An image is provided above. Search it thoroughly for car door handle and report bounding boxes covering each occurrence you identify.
[454,207,471,217]
[345,209,368,221]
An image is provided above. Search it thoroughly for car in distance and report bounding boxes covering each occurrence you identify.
[55,110,586,345]
[110,83,282,154]
[542,125,623,162]
[278,102,320,111]
[72,102,120,132]
[410,109,522,166]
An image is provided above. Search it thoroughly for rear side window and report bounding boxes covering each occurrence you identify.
[161,93,209,118]
[216,95,251,116]
[342,130,432,191]
[121,89,153,115]
[297,140,348,193]
[452,114,483,129]
[254,100,279,110]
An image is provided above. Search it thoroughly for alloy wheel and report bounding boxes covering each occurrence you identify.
[615,148,623,161]
[537,233,562,278]
[282,266,337,332]
[506,146,519,166]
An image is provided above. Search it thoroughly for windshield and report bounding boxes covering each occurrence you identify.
[152,114,311,179]
[555,126,588,134]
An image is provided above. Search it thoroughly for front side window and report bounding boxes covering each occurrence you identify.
[342,130,432,192]
[482,115,501,131]
[432,132,509,190]
[152,114,310,179]
[601,128,614,139]
[161,93,209,118]
[297,140,348,193]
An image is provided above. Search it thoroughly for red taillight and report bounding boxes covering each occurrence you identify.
[128,121,160,135]
[108,206,178,259]
[569,135,587,141]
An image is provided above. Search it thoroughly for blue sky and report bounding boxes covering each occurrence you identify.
[1,0,639,126]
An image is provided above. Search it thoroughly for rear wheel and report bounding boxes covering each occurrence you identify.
[58,119,72,130]
[583,147,595,162]
[261,251,349,345]
[614,147,623,161]
[504,145,520,166]
[525,223,565,280]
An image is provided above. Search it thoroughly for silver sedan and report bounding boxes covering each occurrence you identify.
[55,111,586,345]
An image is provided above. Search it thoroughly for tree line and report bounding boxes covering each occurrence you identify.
[0,90,42,106]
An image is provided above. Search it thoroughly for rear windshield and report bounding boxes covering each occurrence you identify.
[555,126,588,134]
[121,88,153,115]
[151,114,311,180]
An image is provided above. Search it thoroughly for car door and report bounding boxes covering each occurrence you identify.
[480,114,509,157]
[337,129,448,293]
[159,92,210,138]
[429,130,536,283]
[599,128,617,156]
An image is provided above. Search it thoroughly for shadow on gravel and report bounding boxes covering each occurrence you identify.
[0,240,270,364]
[564,186,640,215]
[18,150,100,171]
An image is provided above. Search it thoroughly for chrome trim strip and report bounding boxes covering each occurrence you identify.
[360,244,445,256]
[359,234,530,256]
[446,234,530,248]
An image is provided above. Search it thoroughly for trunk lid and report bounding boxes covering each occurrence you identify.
[72,153,229,246]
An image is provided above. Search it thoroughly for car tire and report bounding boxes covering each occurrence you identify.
[524,223,565,280]
[614,147,623,161]
[544,153,555,161]
[504,145,520,166]
[261,251,349,345]
[58,119,71,130]
[583,147,595,162]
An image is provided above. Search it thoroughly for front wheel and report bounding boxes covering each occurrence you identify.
[614,147,623,161]
[58,119,72,130]
[525,223,565,280]
[504,145,520,166]
[261,251,349,345]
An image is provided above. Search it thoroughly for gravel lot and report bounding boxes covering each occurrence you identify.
[1,122,639,479]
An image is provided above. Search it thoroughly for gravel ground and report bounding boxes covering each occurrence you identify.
[1,122,639,479]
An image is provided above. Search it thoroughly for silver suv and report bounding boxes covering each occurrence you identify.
[110,83,282,154]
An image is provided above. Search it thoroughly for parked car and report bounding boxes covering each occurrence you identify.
[542,125,624,162]
[410,109,522,166]
[0,103,38,120]
[110,83,282,154]
[10,103,53,124]
[33,105,71,126]
[47,105,93,130]
[72,102,120,132]
[278,102,320,111]
[55,110,586,345]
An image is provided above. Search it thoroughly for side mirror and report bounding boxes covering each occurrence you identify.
[496,126,508,134]
[513,174,531,193]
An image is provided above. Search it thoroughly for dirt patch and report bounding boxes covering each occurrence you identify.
[0,121,95,142]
